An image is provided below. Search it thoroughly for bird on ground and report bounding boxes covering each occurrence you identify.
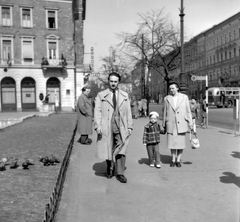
[10,158,19,169]
[22,159,31,169]
[0,162,6,171]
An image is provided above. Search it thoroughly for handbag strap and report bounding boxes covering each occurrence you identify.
[190,130,198,140]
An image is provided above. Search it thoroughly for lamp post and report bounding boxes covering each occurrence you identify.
[179,0,186,93]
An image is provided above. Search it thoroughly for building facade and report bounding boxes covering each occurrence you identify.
[146,12,240,102]
[0,0,86,112]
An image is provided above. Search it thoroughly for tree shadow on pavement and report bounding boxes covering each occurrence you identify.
[219,172,240,188]
[231,151,240,159]
[92,161,107,177]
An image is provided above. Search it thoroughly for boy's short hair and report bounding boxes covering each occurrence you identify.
[149,111,159,118]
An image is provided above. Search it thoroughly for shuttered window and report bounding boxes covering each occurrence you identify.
[22,40,33,63]
[1,6,11,26]
[22,8,32,27]
[48,42,57,59]
[2,40,11,60]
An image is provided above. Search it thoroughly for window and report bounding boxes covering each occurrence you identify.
[21,8,32,28]
[21,39,34,64]
[229,51,231,59]
[225,51,227,60]
[1,6,12,26]
[234,48,236,57]
[229,32,231,41]
[46,10,58,29]
[48,41,57,59]
[1,37,13,64]
[225,34,227,43]
[234,30,236,39]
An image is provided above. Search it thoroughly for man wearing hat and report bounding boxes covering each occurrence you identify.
[94,72,133,183]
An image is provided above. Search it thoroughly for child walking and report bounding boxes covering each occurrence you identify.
[143,111,162,168]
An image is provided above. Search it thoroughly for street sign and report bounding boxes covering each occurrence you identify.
[191,75,206,81]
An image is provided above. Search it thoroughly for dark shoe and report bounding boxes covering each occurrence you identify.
[107,173,113,179]
[116,175,127,183]
[176,162,181,167]
[87,138,92,143]
[170,161,176,167]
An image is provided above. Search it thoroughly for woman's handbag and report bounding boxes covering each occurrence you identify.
[190,131,200,148]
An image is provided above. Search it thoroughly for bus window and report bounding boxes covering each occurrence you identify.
[233,91,239,95]
[216,91,219,95]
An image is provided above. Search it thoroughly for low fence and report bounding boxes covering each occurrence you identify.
[43,123,77,222]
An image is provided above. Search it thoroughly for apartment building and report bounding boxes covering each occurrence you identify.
[0,0,86,112]
[147,12,240,101]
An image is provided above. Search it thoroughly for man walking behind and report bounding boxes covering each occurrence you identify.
[94,72,133,183]
[76,86,93,145]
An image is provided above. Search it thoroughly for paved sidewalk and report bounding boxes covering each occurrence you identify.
[56,117,240,222]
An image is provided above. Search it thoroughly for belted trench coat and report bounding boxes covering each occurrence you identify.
[94,88,133,160]
[76,93,93,135]
[162,93,193,134]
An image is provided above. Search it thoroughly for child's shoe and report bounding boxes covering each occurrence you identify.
[156,164,161,168]
[150,163,155,167]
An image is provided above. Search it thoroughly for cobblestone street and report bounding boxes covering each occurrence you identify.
[0,113,77,222]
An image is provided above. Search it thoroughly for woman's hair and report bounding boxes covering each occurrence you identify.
[108,72,121,82]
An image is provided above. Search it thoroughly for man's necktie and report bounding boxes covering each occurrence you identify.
[113,90,116,110]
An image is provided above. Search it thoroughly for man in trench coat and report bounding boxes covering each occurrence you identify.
[94,72,133,183]
[76,86,93,145]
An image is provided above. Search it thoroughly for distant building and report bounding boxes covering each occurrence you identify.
[142,12,240,101]
[0,0,86,112]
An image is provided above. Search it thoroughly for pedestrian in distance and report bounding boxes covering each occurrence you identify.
[94,72,133,183]
[141,97,147,117]
[54,95,59,114]
[143,111,165,168]
[130,96,138,119]
[189,96,198,132]
[162,81,193,167]
[137,99,143,117]
[76,86,93,145]
[201,96,207,128]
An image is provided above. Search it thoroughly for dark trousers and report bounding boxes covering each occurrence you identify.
[146,143,160,165]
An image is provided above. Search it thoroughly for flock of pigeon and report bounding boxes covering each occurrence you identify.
[0,155,60,171]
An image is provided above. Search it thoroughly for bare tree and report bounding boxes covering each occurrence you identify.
[117,9,181,113]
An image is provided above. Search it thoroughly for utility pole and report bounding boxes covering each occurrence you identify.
[179,0,186,93]
[141,34,145,98]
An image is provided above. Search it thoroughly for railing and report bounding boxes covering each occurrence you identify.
[42,123,77,222]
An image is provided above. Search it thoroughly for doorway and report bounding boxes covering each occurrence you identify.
[1,77,17,111]
[21,77,36,111]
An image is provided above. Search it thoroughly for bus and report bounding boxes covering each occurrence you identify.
[208,87,240,108]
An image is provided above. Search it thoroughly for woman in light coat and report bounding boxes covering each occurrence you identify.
[162,81,193,167]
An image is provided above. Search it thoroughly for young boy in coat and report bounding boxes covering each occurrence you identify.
[143,111,162,168]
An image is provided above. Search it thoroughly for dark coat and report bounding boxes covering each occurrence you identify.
[77,93,93,135]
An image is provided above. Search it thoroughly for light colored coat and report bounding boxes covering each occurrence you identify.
[162,93,193,134]
[94,88,133,160]
[77,93,93,135]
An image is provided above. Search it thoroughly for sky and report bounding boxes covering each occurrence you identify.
[84,0,240,71]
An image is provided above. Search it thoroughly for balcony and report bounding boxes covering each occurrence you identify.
[41,57,67,71]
